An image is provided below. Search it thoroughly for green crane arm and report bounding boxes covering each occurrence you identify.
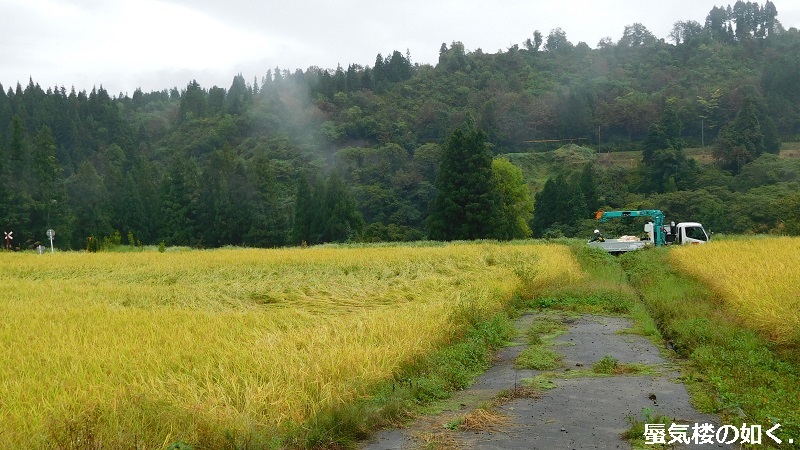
[595,209,666,246]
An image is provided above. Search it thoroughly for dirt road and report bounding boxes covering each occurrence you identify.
[361,313,729,449]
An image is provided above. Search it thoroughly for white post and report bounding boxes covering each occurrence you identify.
[46,229,55,253]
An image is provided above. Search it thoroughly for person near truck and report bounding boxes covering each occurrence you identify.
[588,229,605,243]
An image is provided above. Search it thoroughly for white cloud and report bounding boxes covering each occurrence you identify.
[1,0,294,93]
[2,0,799,94]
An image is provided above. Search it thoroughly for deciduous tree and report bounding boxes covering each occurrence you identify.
[490,158,533,239]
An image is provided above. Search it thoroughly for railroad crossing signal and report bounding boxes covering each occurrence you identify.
[4,231,12,250]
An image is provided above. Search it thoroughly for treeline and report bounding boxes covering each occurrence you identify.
[1,1,799,249]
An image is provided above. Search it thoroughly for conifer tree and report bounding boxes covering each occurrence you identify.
[67,161,112,248]
[641,106,692,193]
[159,156,200,246]
[714,97,765,174]
[226,74,251,115]
[178,80,207,121]
[532,176,566,237]
[8,115,26,175]
[292,175,317,245]
[292,172,363,244]
[322,171,364,242]
[428,120,498,241]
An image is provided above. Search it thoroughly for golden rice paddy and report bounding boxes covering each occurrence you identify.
[0,242,582,449]
[670,237,800,344]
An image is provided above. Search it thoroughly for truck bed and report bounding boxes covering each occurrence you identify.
[587,239,649,253]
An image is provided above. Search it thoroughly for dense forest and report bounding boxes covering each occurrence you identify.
[2,0,800,250]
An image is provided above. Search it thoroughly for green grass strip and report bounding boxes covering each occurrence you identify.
[620,248,800,445]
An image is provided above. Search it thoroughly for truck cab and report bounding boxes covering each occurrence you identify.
[672,222,709,245]
[647,221,710,245]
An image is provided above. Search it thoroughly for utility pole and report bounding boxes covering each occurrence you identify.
[701,119,704,148]
[598,126,601,154]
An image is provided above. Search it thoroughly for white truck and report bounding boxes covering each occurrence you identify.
[587,210,709,254]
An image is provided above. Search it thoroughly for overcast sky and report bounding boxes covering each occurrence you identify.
[3,0,799,96]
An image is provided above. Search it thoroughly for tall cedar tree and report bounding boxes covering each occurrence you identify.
[293,172,364,244]
[159,156,200,247]
[428,121,498,240]
[641,106,693,193]
[532,176,569,238]
[714,97,765,174]
[323,171,365,242]
[531,171,596,238]
[292,175,318,245]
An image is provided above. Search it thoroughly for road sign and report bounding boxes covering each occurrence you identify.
[4,231,12,250]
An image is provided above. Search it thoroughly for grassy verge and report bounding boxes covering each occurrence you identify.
[620,248,800,447]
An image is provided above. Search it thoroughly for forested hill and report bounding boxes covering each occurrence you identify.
[2,1,800,249]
